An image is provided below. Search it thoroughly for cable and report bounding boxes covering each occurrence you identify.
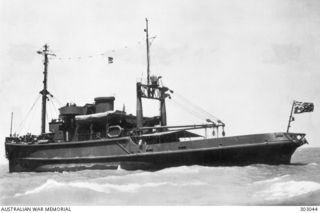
[46,111,49,127]
[50,99,59,118]
[47,101,53,122]
[52,96,64,107]
[17,95,41,134]
[174,91,222,122]
[24,97,40,134]
[170,99,206,123]
[53,38,145,61]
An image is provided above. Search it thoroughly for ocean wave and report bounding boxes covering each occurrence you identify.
[94,165,201,182]
[14,179,206,197]
[254,180,320,201]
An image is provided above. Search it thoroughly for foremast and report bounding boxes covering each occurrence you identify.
[37,44,55,134]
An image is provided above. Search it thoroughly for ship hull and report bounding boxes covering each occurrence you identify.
[5,132,306,172]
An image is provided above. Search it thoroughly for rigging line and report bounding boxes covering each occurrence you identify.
[52,96,64,107]
[174,92,215,118]
[52,100,59,118]
[183,96,219,120]
[174,91,222,121]
[23,98,40,135]
[54,39,145,61]
[46,110,50,127]
[47,101,53,122]
[172,96,212,120]
[149,36,157,46]
[50,99,59,118]
[17,95,41,134]
[48,99,54,118]
[174,97,214,120]
[170,99,207,122]
[171,100,205,120]
[140,72,144,83]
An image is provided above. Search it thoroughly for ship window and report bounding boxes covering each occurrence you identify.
[107,125,123,138]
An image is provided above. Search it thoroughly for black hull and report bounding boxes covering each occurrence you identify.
[5,132,306,172]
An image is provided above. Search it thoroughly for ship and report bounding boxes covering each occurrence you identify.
[5,19,310,172]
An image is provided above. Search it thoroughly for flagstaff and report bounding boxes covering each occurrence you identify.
[286,100,295,133]
[10,112,13,137]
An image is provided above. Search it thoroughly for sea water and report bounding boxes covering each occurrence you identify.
[0,147,319,206]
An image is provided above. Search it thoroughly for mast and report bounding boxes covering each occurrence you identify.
[145,18,151,85]
[136,18,150,128]
[10,112,13,137]
[136,19,173,129]
[37,44,55,134]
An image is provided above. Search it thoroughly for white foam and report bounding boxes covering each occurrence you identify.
[157,166,200,175]
[14,179,64,197]
[308,162,318,166]
[69,181,167,193]
[253,175,290,185]
[255,180,320,200]
[89,166,200,182]
[14,179,206,197]
[117,165,122,170]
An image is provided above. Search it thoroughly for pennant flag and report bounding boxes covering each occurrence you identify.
[108,57,113,64]
[294,101,314,114]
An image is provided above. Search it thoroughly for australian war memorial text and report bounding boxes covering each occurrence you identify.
[1,207,71,212]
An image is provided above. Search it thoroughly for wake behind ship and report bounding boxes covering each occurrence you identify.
[4,19,312,172]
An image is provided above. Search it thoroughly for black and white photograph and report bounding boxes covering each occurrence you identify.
[0,0,319,209]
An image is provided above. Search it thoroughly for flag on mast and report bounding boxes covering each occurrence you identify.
[108,57,113,64]
[294,101,314,114]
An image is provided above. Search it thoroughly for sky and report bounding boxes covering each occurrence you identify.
[0,0,319,163]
